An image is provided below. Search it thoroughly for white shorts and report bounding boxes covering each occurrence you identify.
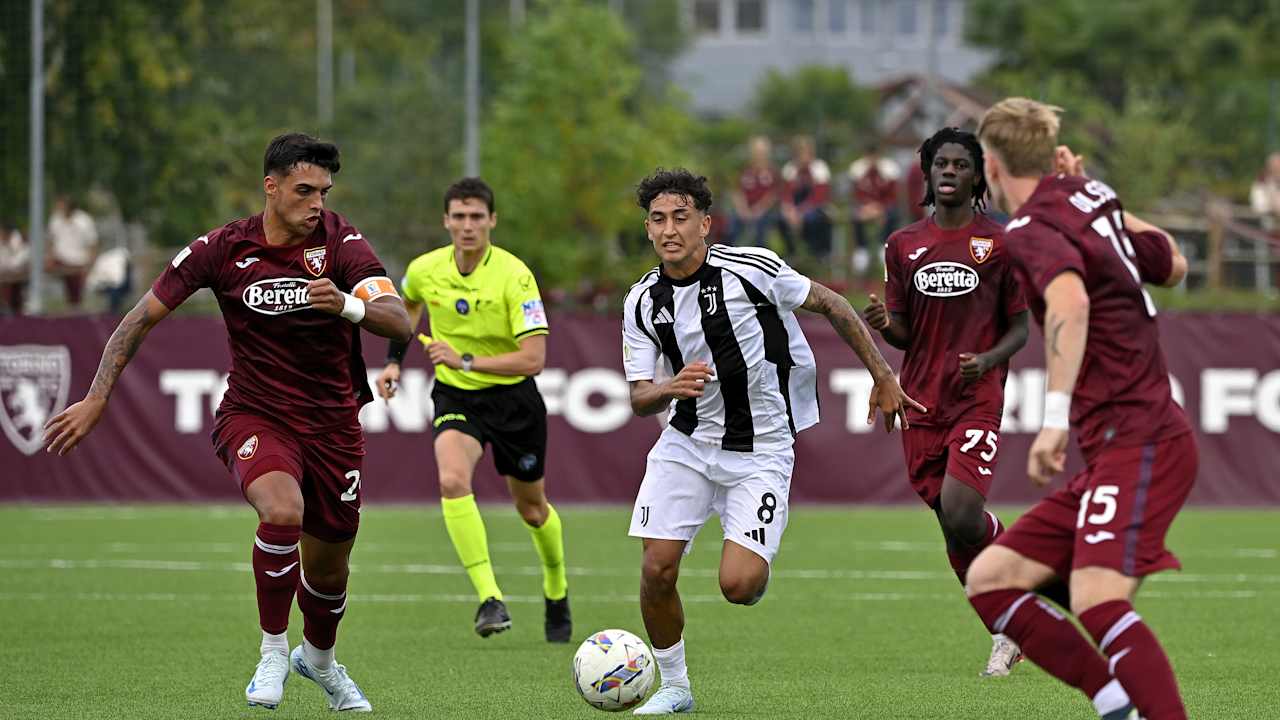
[628,428,794,563]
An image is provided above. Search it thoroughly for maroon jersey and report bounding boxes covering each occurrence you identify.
[884,214,1026,428]
[1003,175,1192,460]
[152,211,392,433]
[738,165,778,208]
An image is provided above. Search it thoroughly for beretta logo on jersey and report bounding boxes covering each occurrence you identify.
[242,278,312,315]
[914,261,980,298]
[304,247,327,276]
[0,345,71,456]
[969,237,994,264]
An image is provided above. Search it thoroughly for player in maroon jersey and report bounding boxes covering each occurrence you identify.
[966,98,1193,720]
[42,133,412,713]
[862,127,1032,678]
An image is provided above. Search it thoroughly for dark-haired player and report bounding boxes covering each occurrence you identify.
[862,127,1031,677]
[622,168,922,715]
[966,97,1193,720]
[376,177,570,643]
[43,133,411,712]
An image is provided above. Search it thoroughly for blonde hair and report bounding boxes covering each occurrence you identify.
[977,97,1063,177]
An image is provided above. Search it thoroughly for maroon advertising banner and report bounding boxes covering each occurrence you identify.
[1,312,1277,505]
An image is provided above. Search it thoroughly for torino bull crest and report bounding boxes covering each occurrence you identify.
[0,345,71,456]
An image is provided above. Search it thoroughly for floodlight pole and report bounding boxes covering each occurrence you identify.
[27,0,45,314]
[465,0,481,176]
[318,0,334,126]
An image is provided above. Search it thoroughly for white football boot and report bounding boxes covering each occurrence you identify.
[245,650,290,709]
[980,633,1023,678]
[632,684,694,715]
[290,645,372,712]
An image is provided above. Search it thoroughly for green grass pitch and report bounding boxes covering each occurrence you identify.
[2,504,1276,718]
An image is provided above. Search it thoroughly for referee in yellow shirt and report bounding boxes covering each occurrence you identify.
[376,177,569,642]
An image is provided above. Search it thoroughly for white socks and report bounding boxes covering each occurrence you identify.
[1092,678,1132,716]
[303,638,335,670]
[653,637,690,688]
[260,630,288,656]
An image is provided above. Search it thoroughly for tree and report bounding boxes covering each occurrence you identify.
[482,0,695,292]
[753,65,876,165]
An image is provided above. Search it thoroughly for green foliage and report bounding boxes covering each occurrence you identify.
[753,65,875,162]
[966,0,1279,204]
[482,0,695,291]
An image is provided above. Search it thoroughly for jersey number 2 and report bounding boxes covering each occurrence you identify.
[340,470,361,502]
[1090,211,1157,318]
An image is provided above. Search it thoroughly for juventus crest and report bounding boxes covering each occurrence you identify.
[700,285,719,315]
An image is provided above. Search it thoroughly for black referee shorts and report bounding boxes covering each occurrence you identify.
[430,377,548,482]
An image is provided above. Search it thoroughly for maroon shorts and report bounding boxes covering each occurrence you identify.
[212,410,365,543]
[996,432,1197,579]
[901,416,1002,507]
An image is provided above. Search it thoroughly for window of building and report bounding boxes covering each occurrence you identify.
[897,0,918,36]
[693,0,721,34]
[829,0,848,34]
[737,0,766,32]
[791,0,815,33]
[860,0,878,34]
[935,0,950,36]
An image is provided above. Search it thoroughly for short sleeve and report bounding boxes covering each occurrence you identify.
[151,232,221,310]
[334,227,393,301]
[622,287,660,381]
[882,233,907,312]
[400,256,426,305]
[1129,230,1174,286]
[505,263,549,340]
[1006,221,1086,294]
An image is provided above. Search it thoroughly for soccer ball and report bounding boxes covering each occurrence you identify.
[572,628,656,711]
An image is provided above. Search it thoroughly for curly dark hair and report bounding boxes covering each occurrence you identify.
[918,127,987,212]
[635,168,713,212]
[263,133,341,177]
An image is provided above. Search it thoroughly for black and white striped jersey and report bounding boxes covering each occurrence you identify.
[622,245,819,451]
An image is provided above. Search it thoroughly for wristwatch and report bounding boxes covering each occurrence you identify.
[461,353,474,372]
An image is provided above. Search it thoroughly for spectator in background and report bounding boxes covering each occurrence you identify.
[0,219,29,314]
[905,151,927,223]
[848,144,902,275]
[780,135,833,261]
[1250,151,1280,232]
[46,194,99,309]
[727,136,781,248]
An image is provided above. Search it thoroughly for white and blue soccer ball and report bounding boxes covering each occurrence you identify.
[572,628,656,711]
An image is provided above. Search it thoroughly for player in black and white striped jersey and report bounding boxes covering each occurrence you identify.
[622,168,925,715]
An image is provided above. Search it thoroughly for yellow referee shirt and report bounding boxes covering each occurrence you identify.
[400,244,549,390]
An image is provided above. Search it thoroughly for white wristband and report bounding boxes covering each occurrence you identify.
[1043,391,1072,430]
[340,292,366,324]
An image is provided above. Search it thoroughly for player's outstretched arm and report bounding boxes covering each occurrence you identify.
[1029,272,1089,487]
[861,293,911,350]
[43,290,171,455]
[628,362,714,417]
[959,310,1029,382]
[801,282,926,431]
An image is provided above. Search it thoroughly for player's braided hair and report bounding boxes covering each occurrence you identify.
[918,127,987,212]
[636,168,713,212]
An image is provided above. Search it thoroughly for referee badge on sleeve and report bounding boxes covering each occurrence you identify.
[522,299,547,328]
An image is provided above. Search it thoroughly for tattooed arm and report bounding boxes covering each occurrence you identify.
[43,291,171,455]
[1028,271,1089,486]
[800,281,926,431]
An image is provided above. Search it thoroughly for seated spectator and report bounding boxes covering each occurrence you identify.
[47,194,99,310]
[0,219,28,314]
[1250,151,1280,232]
[726,136,781,248]
[780,135,833,261]
[848,143,902,275]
